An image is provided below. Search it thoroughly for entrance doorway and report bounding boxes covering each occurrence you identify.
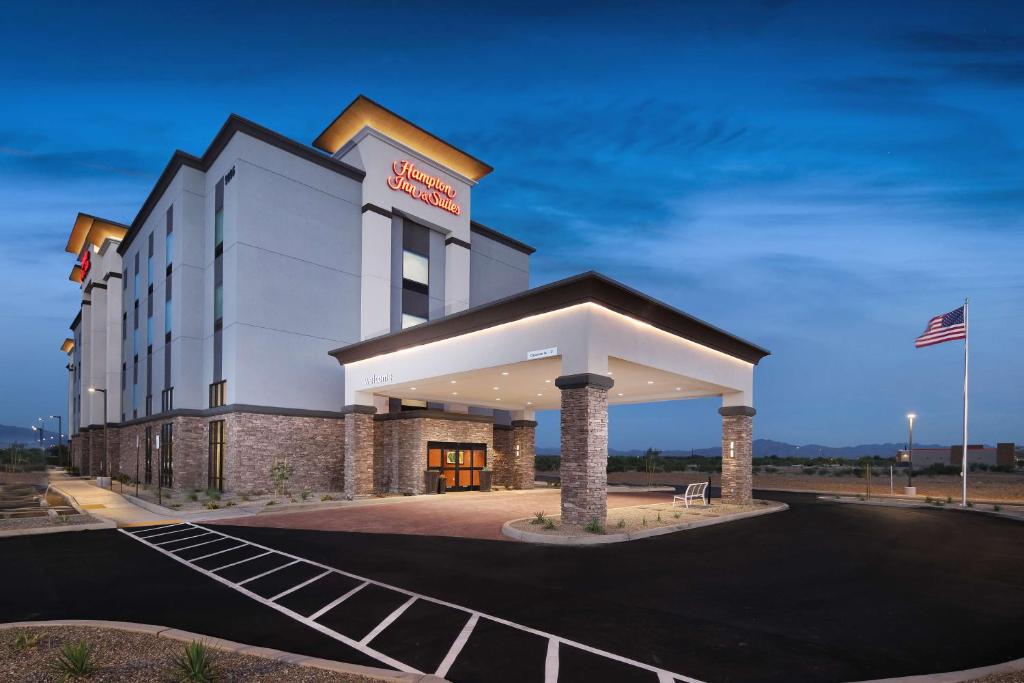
[428,441,487,491]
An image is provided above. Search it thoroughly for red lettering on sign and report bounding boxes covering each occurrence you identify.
[386,160,462,215]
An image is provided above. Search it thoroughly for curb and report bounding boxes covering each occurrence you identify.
[0,620,448,682]
[848,655,1024,683]
[756,486,1024,507]
[501,501,788,545]
[825,496,1024,522]
[0,520,116,538]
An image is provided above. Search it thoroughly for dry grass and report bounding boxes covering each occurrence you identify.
[607,469,1024,503]
[509,500,769,536]
[0,625,386,682]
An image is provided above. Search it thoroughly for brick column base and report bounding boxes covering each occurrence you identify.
[343,407,376,499]
[510,420,537,489]
[556,373,612,527]
[720,406,755,505]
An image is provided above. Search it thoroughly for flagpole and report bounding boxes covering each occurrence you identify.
[961,298,969,507]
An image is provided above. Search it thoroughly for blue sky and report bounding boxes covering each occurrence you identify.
[1,1,1021,450]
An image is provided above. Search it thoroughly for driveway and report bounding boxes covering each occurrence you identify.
[3,491,1023,683]
[214,487,677,540]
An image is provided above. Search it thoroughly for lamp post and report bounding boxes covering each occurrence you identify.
[88,387,109,485]
[905,413,916,495]
[49,416,64,468]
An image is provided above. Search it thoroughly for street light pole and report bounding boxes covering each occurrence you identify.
[906,413,916,492]
[88,387,108,486]
[50,416,64,469]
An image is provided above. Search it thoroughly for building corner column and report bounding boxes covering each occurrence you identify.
[719,406,755,505]
[342,405,376,499]
[556,373,612,527]
[510,420,537,489]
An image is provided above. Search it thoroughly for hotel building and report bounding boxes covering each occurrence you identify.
[61,96,768,524]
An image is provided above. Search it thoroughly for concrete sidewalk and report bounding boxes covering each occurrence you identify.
[48,474,178,527]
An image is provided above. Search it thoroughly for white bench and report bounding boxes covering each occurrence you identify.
[672,482,709,508]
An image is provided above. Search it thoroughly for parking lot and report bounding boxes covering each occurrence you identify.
[4,491,1024,682]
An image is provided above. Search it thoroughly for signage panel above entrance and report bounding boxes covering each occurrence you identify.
[527,346,558,360]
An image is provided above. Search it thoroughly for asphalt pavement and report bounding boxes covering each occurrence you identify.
[2,491,1023,683]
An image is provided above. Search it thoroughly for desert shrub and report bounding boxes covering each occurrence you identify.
[530,511,547,525]
[616,518,626,528]
[320,494,334,502]
[803,467,816,475]
[187,492,198,502]
[764,466,778,474]
[51,641,94,678]
[168,641,219,683]
[584,517,604,534]
[205,488,221,500]
[14,633,41,650]
[270,460,294,496]
[300,490,311,501]
[543,518,556,530]
[205,502,219,510]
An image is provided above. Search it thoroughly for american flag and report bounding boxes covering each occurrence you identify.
[915,306,967,348]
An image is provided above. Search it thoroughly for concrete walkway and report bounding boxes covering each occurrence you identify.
[213,487,684,540]
[48,474,177,527]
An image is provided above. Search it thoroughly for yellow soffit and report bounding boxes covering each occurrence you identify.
[312,95,493,182]
[61,338,75,353]
[65,213,128,255]
[69,264,83,284]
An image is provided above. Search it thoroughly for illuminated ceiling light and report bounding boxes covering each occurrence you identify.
[617,392,624,396]
[526,401,533,405]
[409,387,417,391]
[674,387,681,391]
[501,371,509,376]
[495,398,501,401]
[607,371,613,375]
[452,391,458,396]
[537,393,543,397]
[544,379,551,383]
[492,387,499,391]
[450,380,457,384]
[647,380,655,384]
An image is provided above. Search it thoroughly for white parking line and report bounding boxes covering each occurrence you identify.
[435,613,478,679]
[308,581,369,621]
[190,544,247,562]
[119,527,416,673]
[361,596,417,645]
[153,531,209,545]
[121,524,702,683]
[545,639,559,683]
[236,560,299,586]
[171,537,225,553]
[270,570,332,603]
[133,523,187,537]
[210,551,272,574]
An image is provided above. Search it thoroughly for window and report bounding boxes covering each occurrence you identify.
[121,362,126,391]
[165,298,171,335]
[122,267,127,289]
[209,380,226,408]
[147,312,153,348]
[159,423,173,487]
[214,179,224,252]
[133,301,139,354]
[134,252,140,298]
[147,233,154,288]
[403,250,429,286]
[144,427,153,485]
[401,223,430,329]
[402,313,428,329]
[165,205,173,274]
[145,394,152,417]
[161,387,173,412]
[214,282,223,321]
[209,420,225,491]
[122,312,127,341]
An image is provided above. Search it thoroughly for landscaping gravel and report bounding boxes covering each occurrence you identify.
[508,500,770,536]
[0,513,96,532]
[0,626,388,682]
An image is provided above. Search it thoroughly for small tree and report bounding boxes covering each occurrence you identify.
[270,459,294,497]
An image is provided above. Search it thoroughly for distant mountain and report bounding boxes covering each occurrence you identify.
[537,439,949,459]
[0,424,41,447]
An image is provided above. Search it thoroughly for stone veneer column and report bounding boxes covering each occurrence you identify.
[720,406,755,505]
[510,420,537,489]
[556,373,613,527]
[343,406,376,499]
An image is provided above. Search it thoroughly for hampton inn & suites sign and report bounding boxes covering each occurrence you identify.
[386,160,462,215]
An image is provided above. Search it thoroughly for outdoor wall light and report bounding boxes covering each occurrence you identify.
[729,441,735,458]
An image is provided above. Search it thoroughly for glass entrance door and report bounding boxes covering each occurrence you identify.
[427,441,487,491]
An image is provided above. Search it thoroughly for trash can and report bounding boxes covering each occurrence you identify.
[479,470,493,492]
[424,470,440,495]
[438,477,447,494]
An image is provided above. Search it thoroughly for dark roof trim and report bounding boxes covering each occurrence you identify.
[70,310,82,331]
[445,236,471,250]
[330,272,771,365]
[470,221,535,255]
[118,115,365,255]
